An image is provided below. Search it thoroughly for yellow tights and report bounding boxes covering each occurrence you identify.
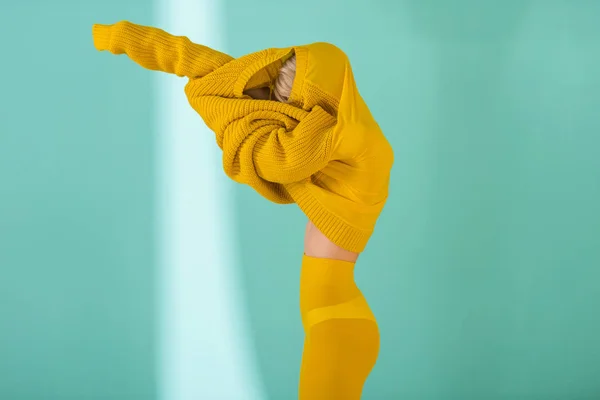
[299,255,380,399]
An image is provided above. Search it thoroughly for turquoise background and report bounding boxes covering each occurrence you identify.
[1,1,600,399]
[0,2,157,399]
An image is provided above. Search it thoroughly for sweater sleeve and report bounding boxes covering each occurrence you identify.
[92,21,233,78]
[221,105,338,185]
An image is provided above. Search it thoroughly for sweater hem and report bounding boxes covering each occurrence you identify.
[287,184,372,253]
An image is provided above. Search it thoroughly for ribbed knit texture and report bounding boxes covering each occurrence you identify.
[92,21,394,252]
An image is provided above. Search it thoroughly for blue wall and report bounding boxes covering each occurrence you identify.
[0,2,156,399]
[1,0,600,399]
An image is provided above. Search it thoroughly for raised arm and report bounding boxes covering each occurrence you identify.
[92,20,233,78]
[245,106,337,184]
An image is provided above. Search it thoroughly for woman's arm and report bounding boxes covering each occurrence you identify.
[92,21,233,78]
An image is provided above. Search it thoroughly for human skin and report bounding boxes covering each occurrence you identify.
[303,221,359,263]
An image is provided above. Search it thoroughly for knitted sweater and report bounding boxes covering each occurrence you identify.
[92,21,394,253]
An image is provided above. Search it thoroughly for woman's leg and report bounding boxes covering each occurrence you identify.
[298,222,380,399]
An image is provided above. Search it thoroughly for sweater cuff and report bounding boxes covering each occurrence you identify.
[92,24,112,51]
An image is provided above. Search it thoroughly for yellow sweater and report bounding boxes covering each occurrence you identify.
[92,21,394,253]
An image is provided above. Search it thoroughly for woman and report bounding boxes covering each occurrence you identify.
[93,21,394,399]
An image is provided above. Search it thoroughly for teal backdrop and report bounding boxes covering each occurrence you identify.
[1,0,600,399]
[0,2,157,399]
